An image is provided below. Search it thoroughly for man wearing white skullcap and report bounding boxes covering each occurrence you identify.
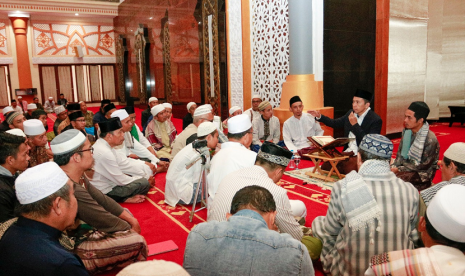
[24,119,49,168]
[170,105,213,160]
[118,260,190,276]
[165,122,219,207]
[25,103,37,119]
[183,102,197,130]
[16,96,28,112]
[0,162,89,276]
[43,96,56,113]
[244,94,262,122]
[222,106,242,132]
[141,97,159,130]
[111,109,161,176]
[51,129,148,274]
[145,104,177,159]
[207,114,257,204]
[53,105,67,135]
[2,106,14,116]
[0,132,30,223]
[367,184,465,276]
[91,118,151,203]
[162,103,173,121]
[419,142,465,217]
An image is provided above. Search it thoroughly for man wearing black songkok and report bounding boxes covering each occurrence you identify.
[391,101,439,191]
[308,89,382,174]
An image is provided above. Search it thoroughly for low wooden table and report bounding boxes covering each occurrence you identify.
[448,105,465,127]
[303,152,349,182]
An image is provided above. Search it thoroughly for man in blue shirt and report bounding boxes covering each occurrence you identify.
[0,162,89,276]
[183,185,314,276]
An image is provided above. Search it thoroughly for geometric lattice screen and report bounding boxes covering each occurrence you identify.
[251,0,290,108]
[33,23,115,56]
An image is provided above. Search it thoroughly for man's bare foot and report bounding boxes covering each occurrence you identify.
[124,195,146,203]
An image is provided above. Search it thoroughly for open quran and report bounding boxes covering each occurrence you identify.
[307,136,354,158]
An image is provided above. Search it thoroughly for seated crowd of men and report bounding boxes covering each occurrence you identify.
[0,89,464,276]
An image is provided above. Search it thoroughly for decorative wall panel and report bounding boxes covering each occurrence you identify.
[0,21,9,56]
[250,0,289,108]
[202,0,221,115]
[227,0,244,109]
[32,23,115,58]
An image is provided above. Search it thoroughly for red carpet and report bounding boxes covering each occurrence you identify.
[42,107,464,275]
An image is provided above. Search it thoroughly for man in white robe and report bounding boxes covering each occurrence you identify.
[165,122,219,207]
[207,114,257,203]
[283,95,324,153]
[244,94,262,122]
[90,117,152,203]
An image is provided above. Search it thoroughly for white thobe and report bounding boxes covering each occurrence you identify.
[207,141,257,203]
[122,132,159,165]
[345,107,371,155]
[283,113,324,152]
[165,143,207,207]
[135,124,151,149]
[245,108,261,122]
[11,106,22,113]
[43,100,55,113]
[90,138,144,194]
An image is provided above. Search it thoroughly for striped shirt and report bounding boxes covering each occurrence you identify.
[312,162,419,276]
[207,165,303,241]
[420,175,465,205]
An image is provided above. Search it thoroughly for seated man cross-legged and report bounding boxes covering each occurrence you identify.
[312,134,420,276]
[165,122,219,207]
[184,185,314,276]
[251,100,284,152]
[90,118,151,203]
[51,129,148,274]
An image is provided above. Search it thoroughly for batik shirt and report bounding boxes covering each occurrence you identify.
[392,130,439,183]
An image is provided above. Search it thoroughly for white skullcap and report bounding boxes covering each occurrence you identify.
[6,128,26,137]
[117,260,190,276]
[51,129,86,155]
[163,103,172,109]
[251,94,261,100]
[444,142,465,165]
[48,97,53,100]
[17,96,22,99]
[23,119,46,136]
[15,162,69,204]
[229,106,241,115]
[149,97,158,103]
[197,122,217,136]
[187,102,196,110]
[228,114,252,134]
[27,103,37,110]
[111,109,129,121]
[54,105,66,114]
[204,104,213,110]
[2,106,14,115]
[193,106,211,117]
[151,105,165,116]
[427,184,465,242]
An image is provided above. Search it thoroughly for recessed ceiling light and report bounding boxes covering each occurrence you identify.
[75,13,79,16]
[149,17,153,19]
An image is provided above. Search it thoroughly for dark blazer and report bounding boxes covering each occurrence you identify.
[318,109,382,148]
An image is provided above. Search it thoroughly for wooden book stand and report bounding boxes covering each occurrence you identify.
[303,137,354,182]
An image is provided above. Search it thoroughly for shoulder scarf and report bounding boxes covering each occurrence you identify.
[421,175,465,206]
[401,122,430,165]
[341,160,384,243]
[147,120,177,150]
[130,125,139,142]
[370,248,443,276]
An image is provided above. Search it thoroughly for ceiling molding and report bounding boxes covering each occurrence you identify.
[0,0,119,17]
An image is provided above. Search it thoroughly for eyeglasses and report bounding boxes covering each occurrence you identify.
[77,147,94,154]
[75,119,86,122]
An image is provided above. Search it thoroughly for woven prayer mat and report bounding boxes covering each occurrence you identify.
[285,167,338,190]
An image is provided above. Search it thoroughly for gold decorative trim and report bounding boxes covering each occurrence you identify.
[0,1,118,16]
[161,10,172,103]
[134,25,147,104]
[115,34,126,103]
